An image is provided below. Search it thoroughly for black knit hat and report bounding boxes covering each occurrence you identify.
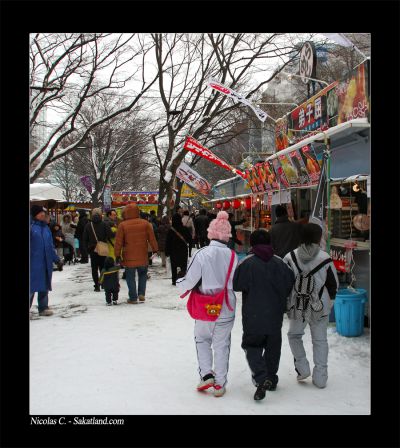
[31,205,47,217]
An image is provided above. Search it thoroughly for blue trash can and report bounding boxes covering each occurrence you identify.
[334,288,367,337]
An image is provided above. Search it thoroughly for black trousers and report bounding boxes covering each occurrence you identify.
[187,236,193,257]
[170,258,187,285]
[90,252,106,287]
[242,332,282,387]
[79,238,88,262]
[105,290,119,303]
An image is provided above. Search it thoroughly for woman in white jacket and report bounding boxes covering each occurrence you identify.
[177,211,238,397]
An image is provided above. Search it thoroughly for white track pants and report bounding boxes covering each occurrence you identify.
[194,318,235,387]
[287,316,329,388]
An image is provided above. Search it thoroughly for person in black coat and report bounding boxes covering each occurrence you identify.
[99,257,121,305]
[194,209,209,248]
[233,229,295,401]
[269,205,302,258]
[82,208,114,291]
[165,213,190,285]
[75,210,89,263]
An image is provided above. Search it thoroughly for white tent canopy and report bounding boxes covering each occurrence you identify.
[30,183,65,201]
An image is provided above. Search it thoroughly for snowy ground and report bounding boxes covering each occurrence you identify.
[30,253,370,415]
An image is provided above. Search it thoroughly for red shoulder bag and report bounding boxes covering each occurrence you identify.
[180,250,235,321]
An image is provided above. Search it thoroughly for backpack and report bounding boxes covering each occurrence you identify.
[287,251,332,323]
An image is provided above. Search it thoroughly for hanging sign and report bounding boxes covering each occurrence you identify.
[289,149,310,186]
[103,184,112,212]
[207,77,268,122]
[299,144,321,184]
[176,162,211,195]
[299,41,317,84]
[278,153,299,187]
[271,158,290,189]
[80,176,93,195]
[184,136,245,178]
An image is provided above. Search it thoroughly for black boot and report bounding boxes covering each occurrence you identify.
[254,379,276,401]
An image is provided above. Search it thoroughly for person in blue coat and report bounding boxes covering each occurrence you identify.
[30,205,63,317]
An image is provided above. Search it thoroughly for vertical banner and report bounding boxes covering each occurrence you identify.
[278,153,299,187]
[310,151,327,224]
[271,158,290,189]
[103,184,112,212]
[289,149,310,186]
[80,176,93,194]
[299,144,321,184]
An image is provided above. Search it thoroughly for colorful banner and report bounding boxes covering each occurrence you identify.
[184,136,245,178]
[80,176,93,195]
[289,149,310,186]
[103,184,111,212]
[299,144,321,184]
[275,60,369,150]
[271,157,290,189]
[278,153,299,187]
[328,60,369,127]
[181,184,197,198]
[207,77,268,122]
[310,150,327,223]
[175,162,211,195]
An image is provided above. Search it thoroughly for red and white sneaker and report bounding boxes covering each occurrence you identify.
[197,374,214,391]
[213,385,225,397]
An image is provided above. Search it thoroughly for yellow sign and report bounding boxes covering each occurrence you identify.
[181,184,197,198]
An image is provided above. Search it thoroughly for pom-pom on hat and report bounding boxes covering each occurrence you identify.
[207,210,232,242]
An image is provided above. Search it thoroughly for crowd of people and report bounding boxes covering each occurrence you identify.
[30,202,339,402]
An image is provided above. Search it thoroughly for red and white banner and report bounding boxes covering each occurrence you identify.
[207,77,268,122]
[184,136,245,178]
[176,162,212,195]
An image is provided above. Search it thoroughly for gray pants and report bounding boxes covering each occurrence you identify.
[194,318,235,387]
[287,316,329,388]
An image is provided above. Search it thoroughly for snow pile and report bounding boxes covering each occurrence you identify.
[30,254,370,415]
[163,170,173,183]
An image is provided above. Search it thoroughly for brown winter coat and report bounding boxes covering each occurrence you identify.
[114,204,158,267]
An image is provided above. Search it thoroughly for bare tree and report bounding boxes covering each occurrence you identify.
[29,33,158,182]
[149,33,303,217]
[65,96,153,207]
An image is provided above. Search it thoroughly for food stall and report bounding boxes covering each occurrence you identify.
[111,191,159,219]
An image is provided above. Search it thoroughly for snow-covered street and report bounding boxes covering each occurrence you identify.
[30,255,370,415]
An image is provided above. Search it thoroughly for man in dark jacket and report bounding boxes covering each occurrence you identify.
[82,208,114,291]
[194,209,209,248]
[75,210,89,263]
[233,229,295,401]
[269,204,302,258]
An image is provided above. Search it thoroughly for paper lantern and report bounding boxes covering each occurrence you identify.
[148,195,155,203]
[233,199,241,209]
[245,197,252,210]
[216,202,222,209]
[223,200,231,210]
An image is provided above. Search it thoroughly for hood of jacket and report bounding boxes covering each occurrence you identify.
[124,204,140,220]
[297,243,320,263]
[250,244,274,262]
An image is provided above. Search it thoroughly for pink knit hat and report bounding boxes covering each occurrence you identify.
[207,211,232,242]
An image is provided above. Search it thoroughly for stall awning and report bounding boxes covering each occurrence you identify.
[266,118,370,162]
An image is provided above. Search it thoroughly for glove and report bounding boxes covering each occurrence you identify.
[57,261,64,271]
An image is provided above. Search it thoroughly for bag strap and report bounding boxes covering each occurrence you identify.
[223,250,235,311]
[290,251,302,274]
[308,257,332,276]
[90,222,99,243]
[171,227,188,247]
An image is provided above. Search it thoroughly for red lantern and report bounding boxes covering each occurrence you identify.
[245,197,252,210]
[148,195,155,203]
[223,200,231,210]
[216,202,222,209]
[233,199,241,209]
